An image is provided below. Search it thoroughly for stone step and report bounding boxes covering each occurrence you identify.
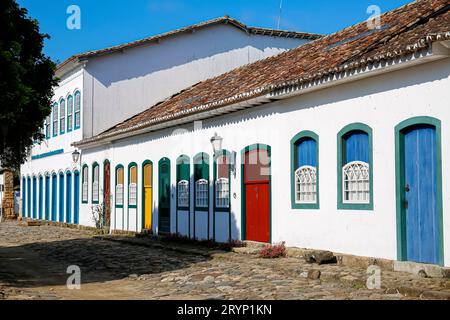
[243,241,267,249]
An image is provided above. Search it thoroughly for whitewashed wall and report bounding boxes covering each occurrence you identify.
[78,57,450,266]
[82,24,308,137]
[20,68,84,223]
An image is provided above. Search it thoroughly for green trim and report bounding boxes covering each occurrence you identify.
[193,153,210,212]
[158,157,171,233]
[395,116,444,266]
[290,131,320,210]
[114,164,124,209]
[52,102,58,137]
[81,164,88,204]
[59,98,66,135]
[91,162,100,204]
[241,144,272,244]
[176,155,191,211]
[128,162,138,209]
[141,160,154,231]
[337,123,374,210]
[213,150,232,242]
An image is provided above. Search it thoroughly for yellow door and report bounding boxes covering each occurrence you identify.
[144,164,153,230]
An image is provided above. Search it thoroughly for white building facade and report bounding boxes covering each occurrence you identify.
[21,1,450,268]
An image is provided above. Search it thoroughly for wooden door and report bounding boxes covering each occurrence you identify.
[403,125,439,264]
[244,147,271,243]
[103,162,111,227]
[143,163,153,230]
[159,158,171,233]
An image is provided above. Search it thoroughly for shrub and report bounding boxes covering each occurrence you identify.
[258,242,287,259]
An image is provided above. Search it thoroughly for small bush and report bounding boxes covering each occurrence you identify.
[258,242,287,259]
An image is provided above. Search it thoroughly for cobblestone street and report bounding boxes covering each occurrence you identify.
[0,221,449,300]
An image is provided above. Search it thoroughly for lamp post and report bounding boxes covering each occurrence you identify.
[72,149,81,167]
[210,132,223,156]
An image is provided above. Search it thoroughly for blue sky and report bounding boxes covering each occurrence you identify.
[17,0,412,63]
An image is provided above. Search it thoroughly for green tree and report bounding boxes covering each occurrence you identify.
[0,0,56,169]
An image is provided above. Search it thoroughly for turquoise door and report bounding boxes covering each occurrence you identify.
[52,174,57,221]
[27,177,31,218]
[66,172,72,224]
[59,173,64,222]
[403,125,440,264]
[38,177,43,220]
[22,177,26,217]
[74,171,80,225]
[158,158,171,233]
[32,177,37,219]
[45,176,50,220]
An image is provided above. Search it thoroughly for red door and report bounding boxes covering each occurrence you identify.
[244,148,270,243]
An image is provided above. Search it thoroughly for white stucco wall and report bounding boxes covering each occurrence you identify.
[74,57,450,266]
[82,24,309,137]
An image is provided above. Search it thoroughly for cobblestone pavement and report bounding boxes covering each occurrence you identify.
[0,221,449,300]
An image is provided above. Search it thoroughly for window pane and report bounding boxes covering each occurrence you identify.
[295,166,317,204]
[195,179,208,208]
[343,161,370,204]
[215,178,229,208]
[178,180,189,207]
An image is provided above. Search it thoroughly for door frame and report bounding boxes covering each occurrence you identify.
[395,116,444,266]
[158,157,171,233]
[142,160,154,230]
[241,144,272,243]
[103,160,111,227]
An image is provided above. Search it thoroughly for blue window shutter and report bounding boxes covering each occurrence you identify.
[297,138,317,167]
[344,131,369,163]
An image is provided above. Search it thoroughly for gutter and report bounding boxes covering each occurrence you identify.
[74,33,450,150]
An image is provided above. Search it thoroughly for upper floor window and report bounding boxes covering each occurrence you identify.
[67,95,73,132]
[74,91,81,130]
[291,131,319,209]
[59,99,65,134]
[45,116,51,139]
[176,155,190,209]
[194,153,209,210]
[92,163,99,204]
[215,152,230,209]
[128,164,137,207]
[52,103,58,137]
[337,124,373,210]
[115,166,124,207]
[82,165,88,203]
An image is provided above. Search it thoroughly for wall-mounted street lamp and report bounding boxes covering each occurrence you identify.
[72,149,81,164]
[210,132,237,178]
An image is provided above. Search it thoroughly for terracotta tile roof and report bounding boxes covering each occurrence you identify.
[56,16,322,71]
[75,0,450,147]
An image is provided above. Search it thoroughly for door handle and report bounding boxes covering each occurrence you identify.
[405,184,410,193]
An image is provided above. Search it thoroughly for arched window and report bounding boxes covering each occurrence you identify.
[59,99,66,134]
[74,91,81,130]
[115,166,124,207]
[176,156,190,209]
[67,95,73,132]
[291,131,319,209]
[337,123,373,210]
[82,165,88,203]
[214,151,231,209]
[52,102,58,137]
[128,164,137,207]
[194,153,209,210]
[92,163,100,204]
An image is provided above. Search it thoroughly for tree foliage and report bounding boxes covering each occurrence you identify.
[0,0,56,169]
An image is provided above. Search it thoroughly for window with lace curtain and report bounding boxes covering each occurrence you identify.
[129,164,137,207]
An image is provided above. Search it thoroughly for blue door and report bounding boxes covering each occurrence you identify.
[22,177,26,217]
[52,174,57,221]
[74,171,80,225]
[404,125,439,264]
[27,177,31,218]
[66,172,72,224]
[39,177,43,220]
[45,176,50,221]
[32,177,37,219]
[59,174,64,222]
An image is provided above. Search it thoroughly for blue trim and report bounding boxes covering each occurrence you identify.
[74,170,80,225]
[52,102,58,137]
[59,172,65,222]
[59,98,66,135]
[32,149,64,160]
[66,171,72,224]
[67,95,73,133]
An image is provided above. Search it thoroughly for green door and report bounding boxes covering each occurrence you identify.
[158,158,171,233]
